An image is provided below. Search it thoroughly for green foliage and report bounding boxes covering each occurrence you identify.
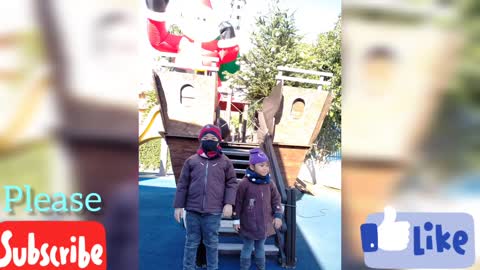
[449,0,480,110]
[142,90,159,122]
[139,138,171,171]
[227,2,341,157]
[301,18,342,153]
[227,1,302,104]
[0,141,51,205]
[424,0,480,176]
[139,139,160,171]
[168,24,183,35]
[139,88,171,171]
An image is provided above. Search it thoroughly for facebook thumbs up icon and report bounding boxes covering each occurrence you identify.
[361,206,411,252]
[361,207,475,269]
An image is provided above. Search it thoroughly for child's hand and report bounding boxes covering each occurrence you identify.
[223,204,233,218]
[273,218,282,230]
[174,208,184,223]
[233,224,241,232]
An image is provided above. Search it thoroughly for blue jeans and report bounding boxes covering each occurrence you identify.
[183,211,222,270]
[241,238,266,260]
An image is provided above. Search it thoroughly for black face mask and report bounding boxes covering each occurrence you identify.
[201,140,219,152]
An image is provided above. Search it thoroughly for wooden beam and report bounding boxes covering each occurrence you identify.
[277,66,333,78]
[155,51,219,62]
[158,61,219,72]
[275,75,331,86]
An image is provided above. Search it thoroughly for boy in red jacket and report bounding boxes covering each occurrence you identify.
[173,124,238,270]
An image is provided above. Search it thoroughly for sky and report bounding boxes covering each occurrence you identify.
[166,0,341,50]
[212,0,341,50]
[135,0,341,87]
[279,0,341,41]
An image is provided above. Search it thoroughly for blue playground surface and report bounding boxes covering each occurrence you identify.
[139,176,341,270]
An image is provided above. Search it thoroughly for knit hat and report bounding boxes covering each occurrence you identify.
[249,148,269,165]
[198,124,222,141]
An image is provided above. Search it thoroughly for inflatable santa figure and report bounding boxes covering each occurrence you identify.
[145,0,240,82]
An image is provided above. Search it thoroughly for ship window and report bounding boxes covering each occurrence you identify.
[180,84,195,107]
[364,47,394,96]
[291,98,305,119]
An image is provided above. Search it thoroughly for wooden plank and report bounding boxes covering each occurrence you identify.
[231,159,250,166]
[277,66,333,77]
[166,136,199,183]
[222,149,250,156]
[221,220,235,227]
[309,91,334,144]
[218,227,237,234]
[156,51,219,62]
[273,86,330,146]
[275,75,331,86]
[273,145,309,187]
[159,61,219,72]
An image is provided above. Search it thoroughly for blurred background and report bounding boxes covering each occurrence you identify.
[342,0,480,269]
[0,0,139,269]
[1,0,479,269]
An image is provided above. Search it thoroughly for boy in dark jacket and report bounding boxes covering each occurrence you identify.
[233,148,283,270]
[173,124,238,270]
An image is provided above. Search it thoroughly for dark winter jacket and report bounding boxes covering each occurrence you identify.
[173,153,238,214]
[234,177,283,240]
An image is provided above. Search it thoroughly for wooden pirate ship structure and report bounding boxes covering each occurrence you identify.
[140,1,334,266]
[146,51,334,266]
[149,60,333,189]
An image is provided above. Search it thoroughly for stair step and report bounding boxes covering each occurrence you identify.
[220,142,259,150]
[219,220,238,236]
[219,226,237,235]
[218,243,279,255]
[223,149,250,157]
[221,219,235,227]
[231,159,250,166]
[235,168,246,175]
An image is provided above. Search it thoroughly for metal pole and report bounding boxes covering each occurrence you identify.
[241,104,248,143]
[285,188,297,268]
[285,189,291,266]
[290,188,297,267]
[226,88,232,133]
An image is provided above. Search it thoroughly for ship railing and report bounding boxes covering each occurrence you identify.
[153,51,220,73]
[263,134,297,268]
[276,66,333,90]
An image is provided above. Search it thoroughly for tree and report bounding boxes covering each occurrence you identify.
[227,0,302,105]
[422,0,480,176]
[226,2,341,158]
[450,0,480,110]
[303,18,342,155]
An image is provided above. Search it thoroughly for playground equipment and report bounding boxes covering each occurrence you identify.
[144,0,334,266]
[139,105,164,144]
[148,55,333,266]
